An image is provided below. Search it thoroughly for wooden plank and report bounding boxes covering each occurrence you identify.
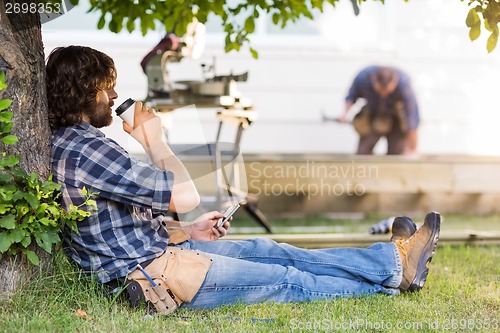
[453,164,500,193]
[173,154,500,214]
[225,232,500,248]
[244,156,500,194]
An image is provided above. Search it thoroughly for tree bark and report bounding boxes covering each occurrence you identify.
[0,0,51,299]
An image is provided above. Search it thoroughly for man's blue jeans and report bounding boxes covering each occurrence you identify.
[177,238,402,308]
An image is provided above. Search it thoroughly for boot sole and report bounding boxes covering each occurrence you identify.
[408,212,441,291]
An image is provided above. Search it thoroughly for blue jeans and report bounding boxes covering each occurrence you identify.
[176,238,402,309]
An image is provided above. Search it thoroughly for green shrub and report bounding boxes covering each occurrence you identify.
[0,72,96,265]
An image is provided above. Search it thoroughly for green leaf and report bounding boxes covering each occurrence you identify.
[20,235,31,247]
[484,18,493,32]
[272,13,280,25]
[63,218,78,234]
[250,47,259,59]
[46,228,60,244]
[28,172,39,185]
[0,232,12,252]
[224,42,236,53]
[466,8,480,27]
[140,17,149,35]
[107,12,125,33]
[469,24,481,41]
[86,199,97,211]
[0,203,12,214]
[244,17,255,34]
[24,192,39,209]
[11,167,28,179]
[0,72,5,86]
[0,99,12,111]
[46,205,61,217]
[97,15,106,29]
[35,232,53,253]
[0,155,20,168]
[147,17,155,31]
[25,250,39,266]
[126,17,135,33]
[109,18,118,32]
[0,173,13,183]
[8,228,25,243]
[0,188,15,202]
[41,180,61,194]
[17,204,29,216]
[0,122,12,135]
[0,111,13,122]
[0,214,16,230]
[487,31,498,53]
[163,15,176,32]
[1,135,18,145]
[38,218,53,226]
[12,190,25,202]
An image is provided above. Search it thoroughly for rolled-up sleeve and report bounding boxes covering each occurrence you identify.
[346,74,362,103]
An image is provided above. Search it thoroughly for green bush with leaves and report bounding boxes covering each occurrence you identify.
[0,72,96,265]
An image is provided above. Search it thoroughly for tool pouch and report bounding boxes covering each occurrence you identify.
[168,229,191,245]
[128,246,212,315]
[352,106,372,136]
[372,114,393,135]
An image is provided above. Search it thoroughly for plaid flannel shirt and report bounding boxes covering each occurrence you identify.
[346,65,420,130]
[51,122,174,283]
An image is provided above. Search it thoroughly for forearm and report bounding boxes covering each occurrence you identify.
[339,100,354,122]
[130,117,200,212]
[404,130,418,155]
[164,219,191,230]
[164,220,215,243]
[162,220,193,244]
[345,100,354,115]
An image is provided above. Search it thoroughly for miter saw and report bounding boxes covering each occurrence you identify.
[141,19,249,110]
[140,20,271,232]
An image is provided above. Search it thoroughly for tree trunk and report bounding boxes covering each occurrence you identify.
[0,0,51,299]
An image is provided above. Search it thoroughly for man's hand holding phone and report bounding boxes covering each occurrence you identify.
[186,209,236,242]
[216,204,240,228]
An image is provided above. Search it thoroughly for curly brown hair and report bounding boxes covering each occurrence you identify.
[46,46,116,130]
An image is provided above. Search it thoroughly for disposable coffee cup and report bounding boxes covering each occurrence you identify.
[115,98,135,126]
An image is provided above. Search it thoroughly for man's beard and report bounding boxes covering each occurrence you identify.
[88,103,113,128]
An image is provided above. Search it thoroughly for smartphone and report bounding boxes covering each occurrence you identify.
[216,204,240,227]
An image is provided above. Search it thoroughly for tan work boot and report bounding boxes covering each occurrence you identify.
[395,211,441,292]
[391,216,417,242]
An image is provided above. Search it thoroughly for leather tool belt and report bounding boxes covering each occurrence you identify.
[128,246,212,315]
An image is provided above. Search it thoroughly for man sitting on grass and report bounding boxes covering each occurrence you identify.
[47,45,441,315]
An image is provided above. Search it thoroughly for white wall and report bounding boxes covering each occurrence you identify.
[42,0,500,156]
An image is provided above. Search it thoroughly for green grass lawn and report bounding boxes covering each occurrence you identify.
[1,215,499,333]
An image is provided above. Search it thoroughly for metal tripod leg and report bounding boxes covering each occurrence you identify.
[240,194,273,234]
[214,112,273,233]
